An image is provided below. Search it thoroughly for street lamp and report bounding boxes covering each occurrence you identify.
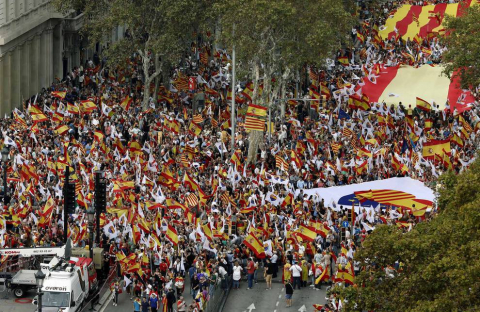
[1,146,8,204]
[35,270,46,312]
[87,206,95,260]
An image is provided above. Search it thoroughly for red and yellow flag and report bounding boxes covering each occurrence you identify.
[243,231,265,259]
[165,225,179,246]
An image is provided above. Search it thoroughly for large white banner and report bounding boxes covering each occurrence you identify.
[298,177,435,209]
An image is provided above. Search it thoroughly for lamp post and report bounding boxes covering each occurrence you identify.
[1,146,9,204]
[87,205,95,260]
[35,270,46,312]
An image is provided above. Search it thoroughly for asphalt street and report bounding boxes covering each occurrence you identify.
[222,277,327,312]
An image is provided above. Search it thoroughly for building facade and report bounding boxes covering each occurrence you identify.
[0,0,97,116]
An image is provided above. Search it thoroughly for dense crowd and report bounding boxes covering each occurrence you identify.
[0,0,479,311]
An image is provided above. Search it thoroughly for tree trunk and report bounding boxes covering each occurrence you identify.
[140,50,161,110]
[247,61,263,164]
[141,51,151,110]
[154,54,160,106]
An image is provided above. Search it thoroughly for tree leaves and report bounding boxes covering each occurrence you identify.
[442,5,480,94]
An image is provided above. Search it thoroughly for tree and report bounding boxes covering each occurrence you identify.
[53,0,210,109]
[336,156,480,311]
[442,5,480,98]
[214,0,355,163]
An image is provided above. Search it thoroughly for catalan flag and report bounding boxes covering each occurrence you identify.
[244,116,265,131]
[275,154,289,172]
[185,193,199,208]
[192,114,204,124]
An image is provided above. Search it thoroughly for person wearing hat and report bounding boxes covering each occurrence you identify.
[133,297,141,312]
[149,291,159,312]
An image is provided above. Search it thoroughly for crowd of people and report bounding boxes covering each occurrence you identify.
[0,0,479,311]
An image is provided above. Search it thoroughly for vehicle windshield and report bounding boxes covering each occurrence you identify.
[42,291,70,307]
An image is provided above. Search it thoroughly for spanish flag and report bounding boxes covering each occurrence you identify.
[247,104,267,117]
[183,172,199,191]
[202,223,213,241]
[67,102,79,115]
[188,122,202,136]
[240,206,255,214]
[424,118,433,130]
[55,125,69,135]
[51,91,66,99]
[243,232,266,259]
[295,225,317,242]
[31,113,48,123]
[356,32,365,43]
[415,97,431,112]
[80,100,97,113]
[315,265,330,284]
[422,139,450,160]
[450,133,464,148]
[338,56,349,66]
[120,95,132,111]
[165,224,179,246]
[244,116,265,131]
[241,82,254,101]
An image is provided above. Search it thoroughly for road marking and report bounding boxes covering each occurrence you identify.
[282,288,285,291]
[279,294,282,299]
[276,301,279,307]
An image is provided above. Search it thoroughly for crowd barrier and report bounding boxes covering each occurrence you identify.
[204,275,232,312]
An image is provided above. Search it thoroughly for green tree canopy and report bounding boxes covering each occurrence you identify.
[338,156,480,311]
[214,0,355,162]
[442,5,480,96]
[53,0,210,109]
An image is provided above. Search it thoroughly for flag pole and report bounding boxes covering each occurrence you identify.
[231,24,236,156]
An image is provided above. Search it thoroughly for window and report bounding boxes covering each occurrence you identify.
[42,292,70,308]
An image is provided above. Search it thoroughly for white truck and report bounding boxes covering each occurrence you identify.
[0,239,100,309]
[37,257,95,312]
[0,245,67,297]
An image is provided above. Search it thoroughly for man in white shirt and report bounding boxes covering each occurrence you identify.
[289,262,303,290]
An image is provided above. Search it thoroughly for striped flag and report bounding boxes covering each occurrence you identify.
[415,97,431,112]
[275,155,289,172]
[192,114,204,124]
[185,193,199,207]
[120,96,132,111]
[246,104,267,117]
[244,116,265,131]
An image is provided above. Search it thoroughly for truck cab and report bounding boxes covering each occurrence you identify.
[40,265,87,312]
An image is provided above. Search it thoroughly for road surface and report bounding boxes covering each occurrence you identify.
[222,276,327,312]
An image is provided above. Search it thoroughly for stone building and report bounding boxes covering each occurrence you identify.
[0,0,124,115]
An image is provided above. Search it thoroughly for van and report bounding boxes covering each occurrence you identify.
[40,266,87,312]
